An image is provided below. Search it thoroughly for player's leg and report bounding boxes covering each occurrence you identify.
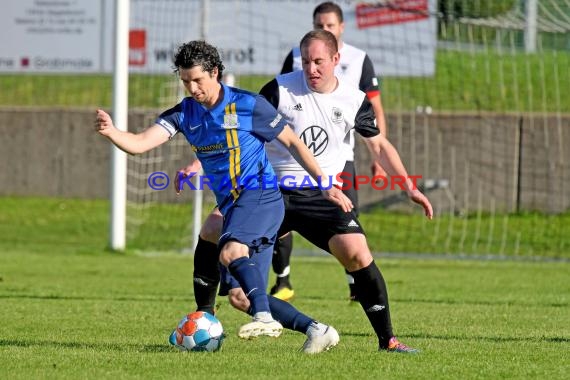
[285,189,417,353]
[218,187,285,338]
[341,160,359,301]
[227,284,339,353]
[269,232,295,301]
[328,232,418,353]
[193,208,223,315]
[219,240,283,338]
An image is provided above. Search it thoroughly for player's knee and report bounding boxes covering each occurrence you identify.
[228,289,250,312]
[329,234,373,271]
[219,241,249,267]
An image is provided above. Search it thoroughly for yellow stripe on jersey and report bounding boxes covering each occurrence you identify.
[225,103,241,200]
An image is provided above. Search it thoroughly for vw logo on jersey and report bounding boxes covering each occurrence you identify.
[300,125,329,157]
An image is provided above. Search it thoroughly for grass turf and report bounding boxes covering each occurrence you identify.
[0,251,568,379]
[2,197,568,259]
[1,51,568,113]
[0,196,568,379]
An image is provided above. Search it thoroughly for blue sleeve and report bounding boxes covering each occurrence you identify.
[155,103,183,138]
[251,95,287,142]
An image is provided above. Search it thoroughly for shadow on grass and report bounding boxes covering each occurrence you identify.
[315,331,570,343]
[0,294,188,302]
[399,333,568,343]
[393,297,568,308]
[298,295,567,308]
[0,339,174,353]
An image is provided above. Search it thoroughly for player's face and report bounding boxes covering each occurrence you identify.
[301,39,339,93]
[179,66,221,108]
[313,12,344,42]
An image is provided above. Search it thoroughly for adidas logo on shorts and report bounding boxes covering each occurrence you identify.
[347,220,359,228]
[291,103,303,111]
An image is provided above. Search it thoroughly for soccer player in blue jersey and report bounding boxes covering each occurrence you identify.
[94,40,348,353]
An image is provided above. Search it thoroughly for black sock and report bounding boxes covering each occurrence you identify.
[193,237,220,315]
[345,268,358,299]
[272,233,293,288]
[350,262,394,348]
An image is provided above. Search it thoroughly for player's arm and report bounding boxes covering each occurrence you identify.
[175,159,203,194]
[94,109,169,154]
[355,99,433,219]
[359,55,388,177]
[276,125,353,212]
[366,133,432,219]
[360,55,386,137]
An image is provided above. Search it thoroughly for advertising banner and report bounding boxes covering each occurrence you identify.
[1,0,436,76]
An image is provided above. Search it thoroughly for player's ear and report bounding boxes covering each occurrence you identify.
[211,67,219,79]
[332,51,340,65]
[339,21,345,35]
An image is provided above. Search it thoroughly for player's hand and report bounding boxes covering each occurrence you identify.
[175,160,202,194]
[94,109,115,137]
[321,186,354,213]
[370,160,387,181]
[408,189,434,219]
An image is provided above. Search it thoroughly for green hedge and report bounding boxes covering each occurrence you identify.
[439,0,517,19]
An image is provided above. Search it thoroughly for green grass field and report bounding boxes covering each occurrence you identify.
[2,197,568,258]
[0,197,568,379]
[1,50,569,112]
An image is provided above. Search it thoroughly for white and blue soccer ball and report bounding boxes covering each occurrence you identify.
[169,311,224,352]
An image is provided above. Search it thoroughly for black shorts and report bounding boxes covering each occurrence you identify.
[278,187,365,253]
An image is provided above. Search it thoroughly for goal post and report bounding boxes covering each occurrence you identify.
[110,0,130,251]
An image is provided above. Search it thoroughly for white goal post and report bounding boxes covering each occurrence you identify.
[110,0,130,251]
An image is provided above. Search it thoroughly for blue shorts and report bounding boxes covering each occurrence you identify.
[218,187,285,296]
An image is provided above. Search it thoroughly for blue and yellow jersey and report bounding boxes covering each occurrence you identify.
[156,83,287,214]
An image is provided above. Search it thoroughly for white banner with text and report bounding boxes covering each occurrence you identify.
[1,0,436,76]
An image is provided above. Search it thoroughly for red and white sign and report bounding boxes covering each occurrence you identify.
[356,0,429,29]
[129,29,147,66]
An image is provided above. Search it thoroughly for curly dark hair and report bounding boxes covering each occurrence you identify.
[173,40,225,80]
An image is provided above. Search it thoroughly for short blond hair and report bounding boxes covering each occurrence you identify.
[300,29,338,56]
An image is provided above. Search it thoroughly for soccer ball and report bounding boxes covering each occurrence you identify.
[169,311,224,352]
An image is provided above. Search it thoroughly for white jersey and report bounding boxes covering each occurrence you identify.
[261,70,378,187]
[283,42,380,161]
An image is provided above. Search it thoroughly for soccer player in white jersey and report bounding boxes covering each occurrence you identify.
[272,1,388,302]
[229,29,431,353]
[184,30,433,353]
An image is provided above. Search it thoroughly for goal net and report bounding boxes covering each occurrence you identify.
[124,0,570,257]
